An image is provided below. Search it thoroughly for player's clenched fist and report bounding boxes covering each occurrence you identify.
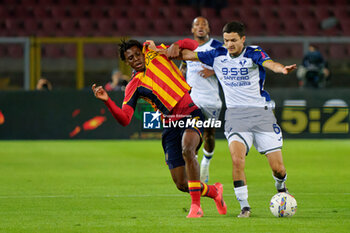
[92,84,109,101]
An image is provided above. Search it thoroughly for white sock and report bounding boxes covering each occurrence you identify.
[234,185,250,209]
[273,174,287,190]
[203,148,214,160]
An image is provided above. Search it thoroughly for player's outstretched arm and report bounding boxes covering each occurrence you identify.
[263,60,297,75]
[92,84,134,126]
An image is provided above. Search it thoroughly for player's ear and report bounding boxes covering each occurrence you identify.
[241,36,246,43]
[191,27,194,34]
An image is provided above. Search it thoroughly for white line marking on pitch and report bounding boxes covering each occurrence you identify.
[0,193,348,199]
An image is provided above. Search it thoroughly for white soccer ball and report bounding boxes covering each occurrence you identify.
[269,192,297,217]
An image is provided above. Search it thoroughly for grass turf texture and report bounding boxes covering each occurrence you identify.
[0,139,349,233]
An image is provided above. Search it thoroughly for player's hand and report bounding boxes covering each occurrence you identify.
[199,66,215,78]
[166,43,181,59]
[144,40,157,51]
[282,64,297,74]
[92,84,109,101]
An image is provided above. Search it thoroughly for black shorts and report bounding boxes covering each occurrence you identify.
[161,109,204,169]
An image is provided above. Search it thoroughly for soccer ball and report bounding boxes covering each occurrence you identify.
[269,192,297,217]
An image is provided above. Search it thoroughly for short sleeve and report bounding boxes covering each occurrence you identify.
[246,46,272,66]
[197,49,217,67]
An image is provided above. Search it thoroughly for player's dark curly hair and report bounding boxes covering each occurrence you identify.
[119,39,143,61]
[223,21,245,38]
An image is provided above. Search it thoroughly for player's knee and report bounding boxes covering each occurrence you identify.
[231,153,245,166]
[182,146,195,160]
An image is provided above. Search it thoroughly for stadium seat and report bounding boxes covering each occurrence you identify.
[209,18,224,36]
[161,7,180,18]
[334,0,348,4]
[115,18,134,36]
[0,6,12,18]
[133,19,152,36]
[23,19,40,36]
[56,0,76,5]
[33,7,50,18]
[239,7,259,25]
[277,7,296,19]
[108,7,126,19]
[339,20,350,36]
[220,7,240,21]
[125,7,145,20]
[329,44,347,59]
[84,44,101,58]
[42,44,63,58]
[295,0,313,5]
[96,19,116,36]
[89,7,108,19]
[180,7,198,20]
[68,6,87,18]
[59,19,78,36]
[130,0,148,6]
[13,6,32,19]
[333,7,349,20]
[200,8,217,18]
[302,20,320,36]
[149,0,166,6]
[264,19,283,36]
[75,0,93,5]
[144,7,162,19]
[295,7,315,21]
[77,19,95,36]
[258,7,279,20]
[276,0,295,5]
[315,0,332,5]
[40,19,60,37]
[270,44,290,59]
[50,7,68,19]
[5,19,24,36]
[241,0,259,7]
[62,44,77,58]
[314,7,333,21]
[171,18,191,36]
[288,44,303,58]
[282,20,303,36]
[153,19,172,36]
[260,0,277,6]
[7,44,23,58]
[101,44,118,58]
[245,20,264,36]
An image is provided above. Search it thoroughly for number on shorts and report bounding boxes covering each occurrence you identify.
[273,123,281,134]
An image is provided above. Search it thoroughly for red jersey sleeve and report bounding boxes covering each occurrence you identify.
[176,38,199,51]
[104,98,134,126]
[104,75,140,126]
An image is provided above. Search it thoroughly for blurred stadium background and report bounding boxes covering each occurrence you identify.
[0,0,349,139]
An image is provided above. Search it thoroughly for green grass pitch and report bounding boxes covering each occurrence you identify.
[0,139,349,233]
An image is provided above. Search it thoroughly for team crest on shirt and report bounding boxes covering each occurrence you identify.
[239,60,247,67]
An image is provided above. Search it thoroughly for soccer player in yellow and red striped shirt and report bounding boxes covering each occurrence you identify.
[92,39,226,218]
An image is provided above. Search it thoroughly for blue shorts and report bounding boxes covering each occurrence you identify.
[161,109,204,169]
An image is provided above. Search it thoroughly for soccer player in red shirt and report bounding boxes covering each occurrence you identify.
[92,39,226,218]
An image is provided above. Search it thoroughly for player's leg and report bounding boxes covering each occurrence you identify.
[266,150,288,192]
[181,128,203,217]
[169,166,188,192]
[199,106,220,183]
[228,138,251,217]
[183,128,227,217]
[200,127,215,183]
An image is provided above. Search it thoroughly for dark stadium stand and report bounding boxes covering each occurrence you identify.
[0,0,349,59]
